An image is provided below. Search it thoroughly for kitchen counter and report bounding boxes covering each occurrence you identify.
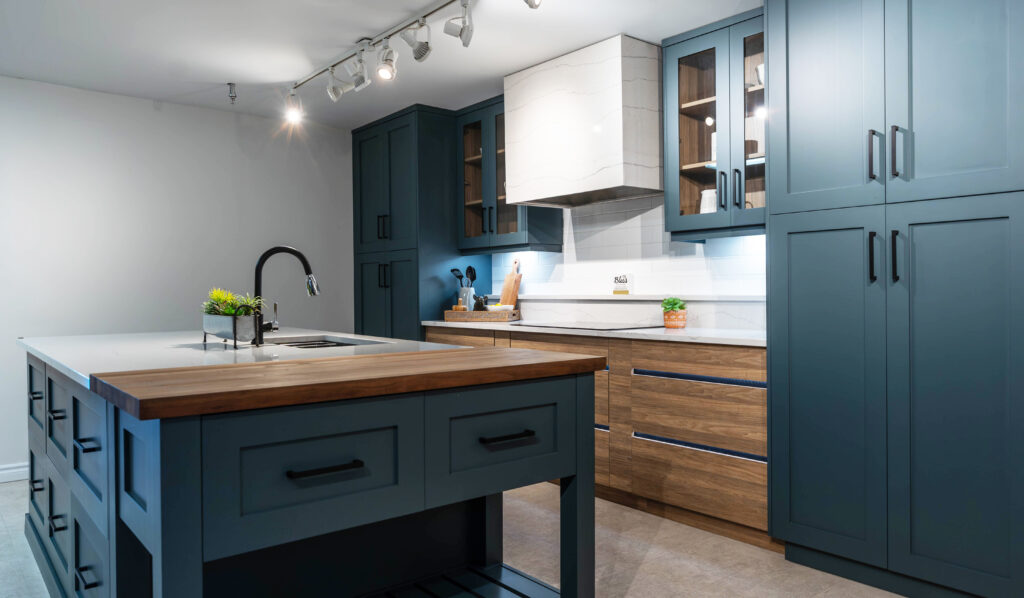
[422,320,767,347]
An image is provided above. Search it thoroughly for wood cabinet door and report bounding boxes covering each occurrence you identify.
[886,194,1024,596]
[769,205,887,566]
[766,0,885,214]
[884,0,1024,203]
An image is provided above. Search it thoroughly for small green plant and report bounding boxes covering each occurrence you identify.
[202,288,264,316]
[661,297,687,313]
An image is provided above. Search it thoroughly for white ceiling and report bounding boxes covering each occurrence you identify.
[0,0,761,130]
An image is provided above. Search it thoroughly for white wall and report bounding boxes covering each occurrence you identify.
[0,76,354,478]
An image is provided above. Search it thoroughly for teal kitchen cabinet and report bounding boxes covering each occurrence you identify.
[663,10,767,237]
[765,0,886,214]
[456,96,562,253]
[886,193,1024,596]
[352,106,491,339]
[884,0,1024,203]
[768,205,888,567]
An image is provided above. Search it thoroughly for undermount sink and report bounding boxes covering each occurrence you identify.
[269,334,384,349]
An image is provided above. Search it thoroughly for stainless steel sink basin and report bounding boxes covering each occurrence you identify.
[268,334,385,349]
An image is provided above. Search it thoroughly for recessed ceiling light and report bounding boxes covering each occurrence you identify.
[400,19,432,62]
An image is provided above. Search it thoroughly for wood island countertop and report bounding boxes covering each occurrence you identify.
[90,347,607,420]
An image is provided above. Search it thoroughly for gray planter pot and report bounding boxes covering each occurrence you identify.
[203,314,258,343]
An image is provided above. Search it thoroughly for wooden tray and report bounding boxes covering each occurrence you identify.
[444,310,521,322]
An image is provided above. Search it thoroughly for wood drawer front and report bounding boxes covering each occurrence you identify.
[425,377,577,507]
[69,386,108,536]
[632,374,767,457]
[510,333,609,424]
[425,327,496,348]
[631,435,767,530]
[28,355,46,448]
[46,372,73,477]
[631,340,766,382]
[595,426,610,487]
[71,495,109,598]
[202,395,425,560]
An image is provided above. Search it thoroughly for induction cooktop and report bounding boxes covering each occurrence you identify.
[513,321,659,331]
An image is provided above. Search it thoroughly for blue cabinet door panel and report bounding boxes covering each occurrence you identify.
[769,205,887,566]
[387,250,419,341]
[766,0,885,214]
[386,122,417,249]
[884,0,1024,202]
[356,255,388,337]
[354,133,388,254]
[886,193,1024,596]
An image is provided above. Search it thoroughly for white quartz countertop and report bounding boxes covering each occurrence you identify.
[18,328,461,389]
[421,321,766,347]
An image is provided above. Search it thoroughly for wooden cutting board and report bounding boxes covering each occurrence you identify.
[500,259,522,306]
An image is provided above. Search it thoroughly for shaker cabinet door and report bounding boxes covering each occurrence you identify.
[766,0,886,214]
[354,132,389,254]
[386,250,419,341]
[884,0,1024,203]
[354,116,417,254]
[886,194,1024,596]
[355,256,388,338]
[769,205,888,566]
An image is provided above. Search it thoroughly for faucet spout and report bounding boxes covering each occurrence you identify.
[253,245,321,345]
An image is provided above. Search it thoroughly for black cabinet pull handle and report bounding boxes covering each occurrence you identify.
[47,409,66,421]
[868,231,878,282]
[377,264,385,288]
[47,514,67,537]
[75,566,101,590]
[383,264,390,289]
[382,214,390,239]
[891,230,900,282]
[718,171,727,209]
[489,207,494,233]
[732,168,742,208]
[890,125,900,178]
[867,129,878,180]
[479,428,536,446]
[73,437,102,454]
[286,459,365,480]
[481,205,487,234]
[29,479,44,493]
[28,391,43,401]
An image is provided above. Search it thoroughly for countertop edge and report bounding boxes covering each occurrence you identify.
[421,321,767,348]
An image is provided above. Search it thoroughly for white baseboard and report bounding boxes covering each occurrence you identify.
[0,462,28,483]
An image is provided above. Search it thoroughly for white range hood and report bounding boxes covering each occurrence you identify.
[504,35,663,208]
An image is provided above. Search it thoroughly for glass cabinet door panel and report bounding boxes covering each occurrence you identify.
[677,47,720,217]
[462,120,485,240]
[494,113,518,236]
[742,31,766,211]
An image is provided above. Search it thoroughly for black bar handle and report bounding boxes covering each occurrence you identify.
[286,459,365,480]
[868,129,878,180]
[75,566,101,590]
[28,391,43,401]
[377,264,385,288]
[47,409,66,421]
[890,125,900,178]
[382,214,390,239]
[868,231,878,282]
[29,479,44,493]
[479,428,536,446]
[891,230,900,282]
[48,514,67,537]
[74,437,102,454]
[718,171,728,209]
[489,206,494,233]
[733,168,742,208]
[383,264,390,289]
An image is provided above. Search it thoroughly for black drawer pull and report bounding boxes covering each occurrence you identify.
[47,409,67,421]
[868,231,878,282]
[286,459,365,480]
[891,230,900,282]
[75,566,101,590]
[74,437,102,454]
[48,514,67,537]
[479,429,536,446]
[29,479,44,493]
[28,391,43,401]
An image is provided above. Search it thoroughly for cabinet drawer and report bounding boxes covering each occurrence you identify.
[425,377,577,507]
[595,426,610,487]
[46,372,73,477]
[632,372,766,457]
[202,395,425,560]
[631,434,767,530]
[28,445,47,533]
[631,340,766,382]
[28,355,46,449]
[69,384,108,536]
[510,333,609,424]
[70,495,109,598]
[44,461,72,591]
[425,327,496,348]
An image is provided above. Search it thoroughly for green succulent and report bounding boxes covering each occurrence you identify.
[661,297,687,313]
[202,288,264,316]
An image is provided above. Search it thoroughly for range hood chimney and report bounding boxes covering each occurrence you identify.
[504,35,662,208]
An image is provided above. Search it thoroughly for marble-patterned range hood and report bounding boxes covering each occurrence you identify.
[504,35,662,208]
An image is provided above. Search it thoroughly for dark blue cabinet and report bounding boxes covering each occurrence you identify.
[455,96,562,253]
[355,250,418,341]
[354,114,417,254]
[769,205,888,567]
[886,193,1024,596]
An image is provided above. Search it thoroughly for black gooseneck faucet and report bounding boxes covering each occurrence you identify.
[253,246,321,345]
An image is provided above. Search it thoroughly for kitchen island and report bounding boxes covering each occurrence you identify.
[18,329,604,598]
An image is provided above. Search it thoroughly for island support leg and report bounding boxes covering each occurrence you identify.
[155,416,204,598]
[560,373,595,597]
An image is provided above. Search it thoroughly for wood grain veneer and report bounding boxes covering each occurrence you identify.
[510,332,610,425]
[595,429,610,487]
[425,327,497,348]
[90,348,606,420]
[631,340,767,382]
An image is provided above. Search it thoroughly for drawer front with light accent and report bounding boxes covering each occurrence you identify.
[201,395,425,561]
[425,376,578,507]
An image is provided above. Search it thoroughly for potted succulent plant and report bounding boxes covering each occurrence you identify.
[202,288,264,343]
[661,297,687,329]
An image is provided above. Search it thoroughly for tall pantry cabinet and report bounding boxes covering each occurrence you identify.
[767,1,1024,596]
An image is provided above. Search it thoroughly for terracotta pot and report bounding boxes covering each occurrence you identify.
[663,309,687,329]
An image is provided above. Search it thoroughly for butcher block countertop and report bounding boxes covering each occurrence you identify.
[91,347,606,419]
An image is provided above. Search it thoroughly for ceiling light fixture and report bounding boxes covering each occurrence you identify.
[345,41,373,91]
[376,38,397,81]
[284,89,303,124]
[326,67,355,102]
[443,0,474,47]
[524,0,542,8]
[400,19,432,62]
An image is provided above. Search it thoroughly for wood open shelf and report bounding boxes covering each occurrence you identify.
[680,161,717,185]
[745,84,764,93]
[464,154,482,165]
[679,96,716,120]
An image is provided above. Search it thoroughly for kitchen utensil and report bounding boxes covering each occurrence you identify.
[700,190,718,214]
[450,268,464,287]
[500,259,522,307]
[465,265,476,287]
[458,287,475,311]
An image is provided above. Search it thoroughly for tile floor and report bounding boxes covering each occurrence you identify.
[0,480,893,597]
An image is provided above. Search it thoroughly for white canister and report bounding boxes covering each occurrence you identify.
[700,189,718,214]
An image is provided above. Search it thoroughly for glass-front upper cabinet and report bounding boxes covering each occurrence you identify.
[663,13,765,235]
[494,113,519,238]
[460,118,487,247]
